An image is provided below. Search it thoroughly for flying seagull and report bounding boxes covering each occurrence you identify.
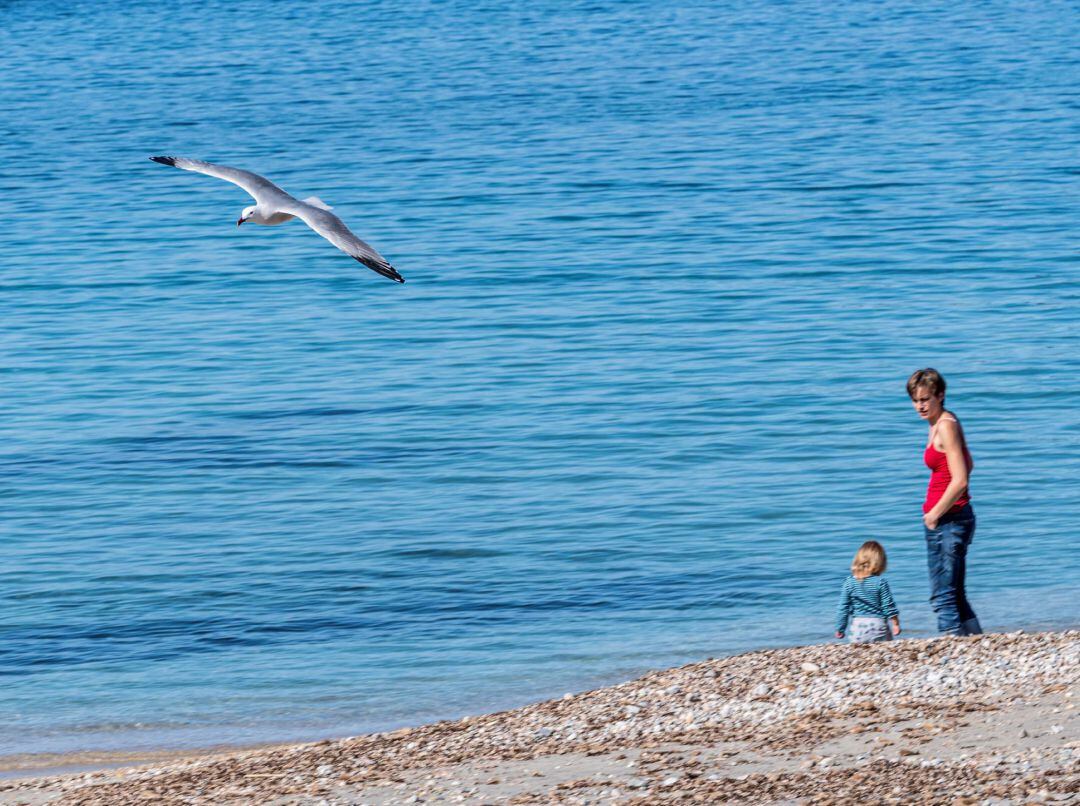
[149,156,404,283]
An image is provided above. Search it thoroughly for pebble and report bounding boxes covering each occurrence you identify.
[5,630,1076,805]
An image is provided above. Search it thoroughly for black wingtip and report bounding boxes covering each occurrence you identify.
[149,155,176,166]
[356,255,405,283]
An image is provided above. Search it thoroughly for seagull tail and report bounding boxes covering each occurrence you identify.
[355,255,405,284]
[150,155,178,166]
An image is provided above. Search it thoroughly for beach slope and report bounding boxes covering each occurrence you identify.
[2,630,1076,804]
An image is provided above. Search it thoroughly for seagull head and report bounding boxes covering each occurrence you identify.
[237,205,256,226]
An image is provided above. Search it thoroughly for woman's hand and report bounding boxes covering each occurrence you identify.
[890,618,901,636]
[923,511,939,530]
[835,631,844,640]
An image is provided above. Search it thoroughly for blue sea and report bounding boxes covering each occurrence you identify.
[1,0,1077,759]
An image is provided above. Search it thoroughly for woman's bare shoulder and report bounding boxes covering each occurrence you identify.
[937,413,961,430]
[935,413,969,451]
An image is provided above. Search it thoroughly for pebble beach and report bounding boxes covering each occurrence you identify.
[2,630,1075,805]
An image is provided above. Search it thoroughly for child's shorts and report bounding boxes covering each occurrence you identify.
[848,616,892,643]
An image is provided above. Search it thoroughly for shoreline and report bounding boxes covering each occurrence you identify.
[7,615,1073,778]
[0,744,279,782]
[1,630,1075,804]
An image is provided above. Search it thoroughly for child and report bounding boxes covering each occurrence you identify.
[835,541,901,643]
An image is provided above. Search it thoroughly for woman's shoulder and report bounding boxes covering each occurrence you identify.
[933,413,967,446]
[937,412,962,431]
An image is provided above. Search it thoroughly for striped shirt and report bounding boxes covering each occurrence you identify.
[835,574,899,633]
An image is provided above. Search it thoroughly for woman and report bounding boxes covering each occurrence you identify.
[907,368,982,636]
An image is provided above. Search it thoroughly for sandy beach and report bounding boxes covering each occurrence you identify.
[1,630,1075,805]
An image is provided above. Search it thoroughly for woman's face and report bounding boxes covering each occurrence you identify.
[910,386,945,420]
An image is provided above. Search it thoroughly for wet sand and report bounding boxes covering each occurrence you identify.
[1,630,1075,804]
[0,746,273,782]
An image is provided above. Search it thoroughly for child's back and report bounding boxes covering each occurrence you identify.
[835,542,900,643]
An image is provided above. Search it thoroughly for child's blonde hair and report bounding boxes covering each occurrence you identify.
[851,541,887,579]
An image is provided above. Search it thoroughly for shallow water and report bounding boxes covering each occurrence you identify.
[1,0,1077,756]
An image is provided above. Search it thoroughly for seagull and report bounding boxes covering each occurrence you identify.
[149,156,404,283]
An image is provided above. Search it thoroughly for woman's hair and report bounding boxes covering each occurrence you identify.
[907,368,946,399]
[851,541,888,579]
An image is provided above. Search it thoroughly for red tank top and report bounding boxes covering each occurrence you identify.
[923,440,972,514]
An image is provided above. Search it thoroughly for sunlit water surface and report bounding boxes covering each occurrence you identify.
[1,0,1077,756]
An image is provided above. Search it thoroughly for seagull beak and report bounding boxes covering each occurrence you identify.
[237,217,245,227]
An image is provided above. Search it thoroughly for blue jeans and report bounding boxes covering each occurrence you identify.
[924,504,981,635]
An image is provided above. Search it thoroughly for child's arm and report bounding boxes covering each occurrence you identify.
[834,578,853,638]
[880,578,901,635]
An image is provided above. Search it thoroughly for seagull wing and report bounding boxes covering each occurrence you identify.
[149,156,290,205]
[284,201,404,283]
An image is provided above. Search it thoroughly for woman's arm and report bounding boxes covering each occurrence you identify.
[924,418,969,528]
